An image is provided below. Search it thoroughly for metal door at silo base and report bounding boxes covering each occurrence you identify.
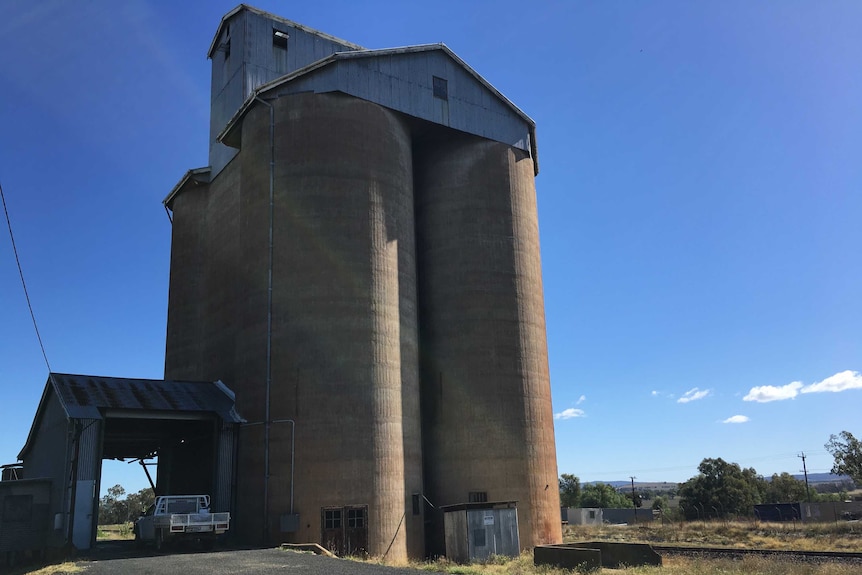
[321,505,368,556]
[442,502,520,563]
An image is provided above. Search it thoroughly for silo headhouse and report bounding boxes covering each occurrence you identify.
[163,4,561,560]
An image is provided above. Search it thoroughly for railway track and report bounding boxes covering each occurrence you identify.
[653,545,862,564]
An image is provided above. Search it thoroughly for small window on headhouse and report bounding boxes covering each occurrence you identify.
[273,29,288,72]
[273,29,289,49]
[221,38,231,85]
[433,76,448,100]
[468,491,488,503]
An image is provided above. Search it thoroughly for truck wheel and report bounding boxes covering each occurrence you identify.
[155,529,164,551]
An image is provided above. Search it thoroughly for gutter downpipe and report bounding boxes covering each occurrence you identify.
[254,95,275,543]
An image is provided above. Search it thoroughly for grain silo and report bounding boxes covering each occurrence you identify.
[163,4,560,560]
[414,131,561,555]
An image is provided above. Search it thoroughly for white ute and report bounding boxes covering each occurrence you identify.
[134,495,230,550]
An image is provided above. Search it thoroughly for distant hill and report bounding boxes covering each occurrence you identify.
[587,481,679,490]
[585,475,854,489]
[791,473,853,485]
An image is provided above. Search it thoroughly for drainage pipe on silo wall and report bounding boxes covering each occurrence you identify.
[253,95,276,543]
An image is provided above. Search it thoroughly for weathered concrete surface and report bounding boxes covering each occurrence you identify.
[414,130,561,555]
[165,92,558,562]
[80,546,435,575]
[534,545,601,572]
[166,92,422,560]
[536,542,662,569]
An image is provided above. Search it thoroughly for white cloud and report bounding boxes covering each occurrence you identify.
[576,395,586,405]
[801,370,862,394]
[743,381,802,403]
[554,408,585,420]
[651,390,659,397]
[677,388,711,404]
[722,415,750,424]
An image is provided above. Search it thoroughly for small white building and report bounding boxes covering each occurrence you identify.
[561,507,603,526]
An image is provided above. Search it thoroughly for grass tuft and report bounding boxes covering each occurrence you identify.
[7,561,81,575]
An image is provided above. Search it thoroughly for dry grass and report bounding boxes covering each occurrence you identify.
[7,562,81,575]
[383,550,862,575]
[362,521,862,574]
[95,522,134,541]
[409,552,569,574]
[627,555,860,575]
[564,520,862,552]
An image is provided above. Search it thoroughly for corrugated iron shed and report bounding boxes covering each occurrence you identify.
[15,374,243,551]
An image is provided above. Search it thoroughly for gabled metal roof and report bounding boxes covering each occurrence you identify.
[216,43,539,174]
[207,4,363,59]
[18,373,243,460]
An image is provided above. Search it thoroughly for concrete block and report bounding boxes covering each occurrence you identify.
[536,541,661,569]
[534,545,601,572]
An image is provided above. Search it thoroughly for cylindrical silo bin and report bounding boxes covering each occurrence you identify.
[233,92,423,560]
[164,162,243,388]
[415,131,562,555]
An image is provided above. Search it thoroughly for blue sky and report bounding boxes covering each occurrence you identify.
[1,1,860,496]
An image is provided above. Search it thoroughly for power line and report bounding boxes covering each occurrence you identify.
[1,181,52,373]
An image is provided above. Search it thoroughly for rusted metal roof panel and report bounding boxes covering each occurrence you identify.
[48,373,242,422]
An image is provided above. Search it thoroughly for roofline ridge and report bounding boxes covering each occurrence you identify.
[207,4,364,60]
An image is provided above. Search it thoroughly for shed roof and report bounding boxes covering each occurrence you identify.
[18,373,243,460]
[439,501,519,512]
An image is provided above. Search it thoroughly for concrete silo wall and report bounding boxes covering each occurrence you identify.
[165,91,559,560]
[415,133,562,552]
[233,92,423,558]
[164,162,242,385]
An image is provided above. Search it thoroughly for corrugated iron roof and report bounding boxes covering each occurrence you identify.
[18,373,243,460]
[49,373,242,420]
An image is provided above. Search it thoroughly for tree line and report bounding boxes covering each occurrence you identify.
[98,485,155,525]
[560,430,861,518]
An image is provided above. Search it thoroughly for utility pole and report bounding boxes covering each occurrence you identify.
[799,452,811,502]
[630,476,637,524]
